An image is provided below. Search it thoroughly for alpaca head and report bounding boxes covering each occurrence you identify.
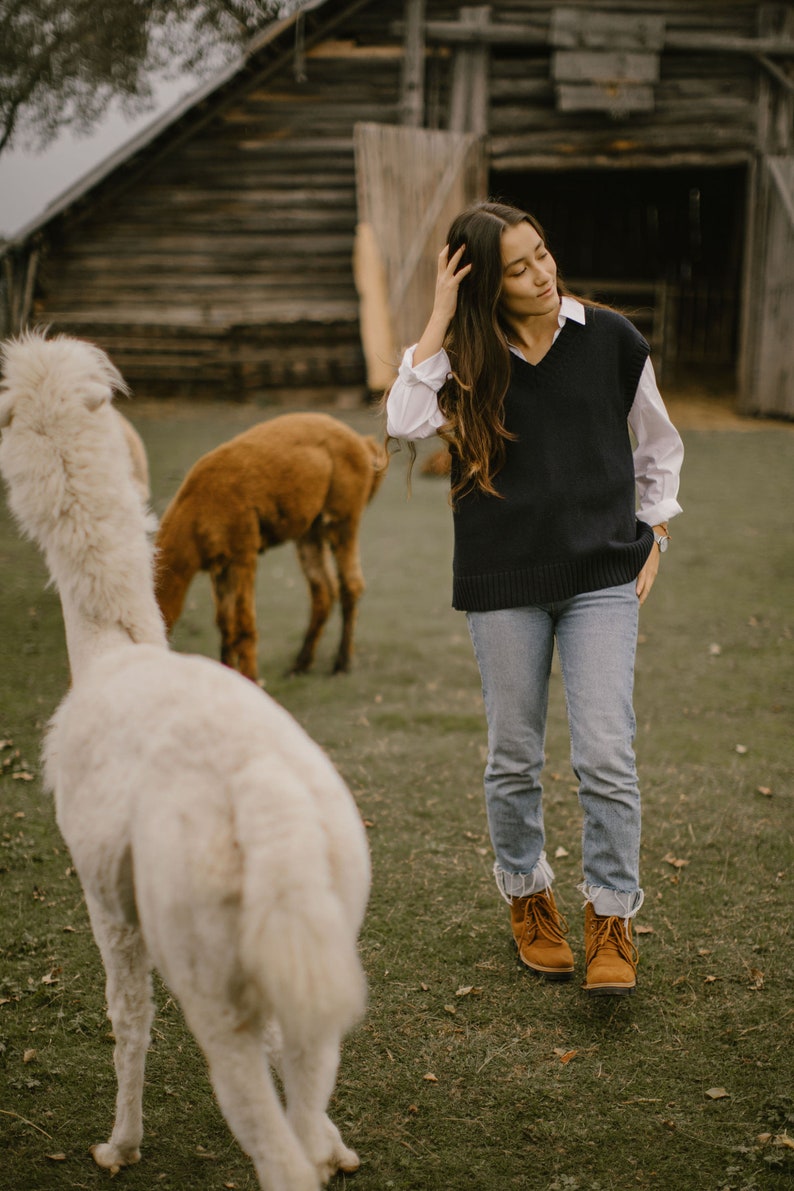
[0,328,128,428]
[0,330,133,543]
[0,330,165,649]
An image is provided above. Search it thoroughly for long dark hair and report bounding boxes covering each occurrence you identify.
[439,201,570,502]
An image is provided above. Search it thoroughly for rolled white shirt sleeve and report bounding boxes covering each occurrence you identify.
[385,345,449,439]
[629,357,684,527]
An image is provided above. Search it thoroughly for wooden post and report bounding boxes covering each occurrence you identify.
[449,6,491,134]
[401,0,426,127]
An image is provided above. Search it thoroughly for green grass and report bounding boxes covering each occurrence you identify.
[1,401,792,1191]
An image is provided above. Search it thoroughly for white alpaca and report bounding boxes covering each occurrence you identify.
[0,330,370,1191]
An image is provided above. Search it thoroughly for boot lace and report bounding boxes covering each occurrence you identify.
[522,892,569,946]
[585,914,639,967]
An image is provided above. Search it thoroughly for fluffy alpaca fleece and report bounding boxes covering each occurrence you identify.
[0,331,370,1191]
[155,412,387,682]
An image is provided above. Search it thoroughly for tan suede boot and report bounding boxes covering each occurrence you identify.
[510,888,575,981]
[582,902,638,995]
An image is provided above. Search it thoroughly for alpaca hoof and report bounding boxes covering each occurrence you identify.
[337,1145,360,1173]
[90,1142,141,1170]
[318,1145,360,1182]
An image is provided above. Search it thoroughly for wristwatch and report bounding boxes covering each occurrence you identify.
[653,530,670,553]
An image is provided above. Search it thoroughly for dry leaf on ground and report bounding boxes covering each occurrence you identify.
[553,1048,578,1064]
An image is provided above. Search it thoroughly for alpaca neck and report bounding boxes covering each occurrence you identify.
[60,600,144,683]
[52,555,168,685]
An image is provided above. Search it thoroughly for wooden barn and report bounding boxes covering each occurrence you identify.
[1,0,793,415]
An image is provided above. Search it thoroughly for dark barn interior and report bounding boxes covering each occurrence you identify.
[494,165,747,388]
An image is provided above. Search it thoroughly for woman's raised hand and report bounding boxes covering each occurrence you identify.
[432,244,472,324]
[413,244,472,366]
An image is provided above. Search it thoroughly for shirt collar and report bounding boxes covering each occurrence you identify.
[506,294,586,361]
[559,294,586,326]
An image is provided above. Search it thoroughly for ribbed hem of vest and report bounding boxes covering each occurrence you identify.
[452,527,654,612]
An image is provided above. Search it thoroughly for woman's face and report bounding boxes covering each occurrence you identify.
[498,220,559,322]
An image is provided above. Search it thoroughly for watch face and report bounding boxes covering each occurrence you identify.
[657,535,669,553]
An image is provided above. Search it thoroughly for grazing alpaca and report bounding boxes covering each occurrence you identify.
[155,413,387,682]
[0,331,370,1191]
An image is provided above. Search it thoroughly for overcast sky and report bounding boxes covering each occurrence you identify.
[0,73,204,240]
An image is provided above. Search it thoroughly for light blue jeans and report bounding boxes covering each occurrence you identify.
[467,582,644,919]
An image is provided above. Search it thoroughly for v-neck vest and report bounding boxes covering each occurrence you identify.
[451,307,654,611]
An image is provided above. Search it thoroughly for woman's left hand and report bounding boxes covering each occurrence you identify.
[635,546,660,605]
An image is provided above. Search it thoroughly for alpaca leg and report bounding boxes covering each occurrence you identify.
[281,1034,360,1181]
[291,528,336,675]
[83,894,154,1170]
[211,559,259,681]
[191,1018,320,1191]
[328,527,365,674]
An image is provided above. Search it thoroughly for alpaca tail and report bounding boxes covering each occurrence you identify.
[234,761,367,1044]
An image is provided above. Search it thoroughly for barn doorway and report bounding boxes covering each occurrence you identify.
[492,165,747,391]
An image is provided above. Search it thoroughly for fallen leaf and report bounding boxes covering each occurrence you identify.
[443,1004,457,1015]
[45,1153,67,1162]
[362,819,375,828]
[773,1133,794,1150]
[705,1087,729,1100]
[553,1048,578,1064]
[634,923,654,935]
[423,1072,438,1082]
[757,1132,773,1144]
[23,1049,37,1063]
[40,971,59,985]
[554,846,570,859]
[709,643,722,655]
[756,786,773,797]
[748,967,764,990]
[704,975,719,984]
[662,853,689,869]
[735,744,748,754]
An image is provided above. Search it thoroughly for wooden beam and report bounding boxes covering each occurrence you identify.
[449,6,491,134]
[401,0,426,127]
[756,52,794,94]
[392,19,794,57]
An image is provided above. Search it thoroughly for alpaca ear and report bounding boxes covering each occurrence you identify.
[0,397,12,428]
[87,344,129,399]
[83,383,112,412]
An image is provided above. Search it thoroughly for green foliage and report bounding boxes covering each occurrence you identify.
[0,401,792,1190]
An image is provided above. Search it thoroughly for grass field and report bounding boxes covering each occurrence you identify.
[0,396,792,1191]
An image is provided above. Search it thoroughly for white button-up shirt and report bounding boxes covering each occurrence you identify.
[386,296,684,527]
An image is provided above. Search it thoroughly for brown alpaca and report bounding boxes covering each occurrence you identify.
[155,412,387,681]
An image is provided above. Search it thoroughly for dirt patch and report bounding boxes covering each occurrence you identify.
[664,387,794,431]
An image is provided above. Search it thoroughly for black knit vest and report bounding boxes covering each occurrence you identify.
[451,307,654,611]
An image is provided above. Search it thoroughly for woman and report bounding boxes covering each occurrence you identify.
[386,201,683,995]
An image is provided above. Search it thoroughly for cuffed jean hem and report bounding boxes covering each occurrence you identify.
[494,852,555,904]
[578,881,644,921]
